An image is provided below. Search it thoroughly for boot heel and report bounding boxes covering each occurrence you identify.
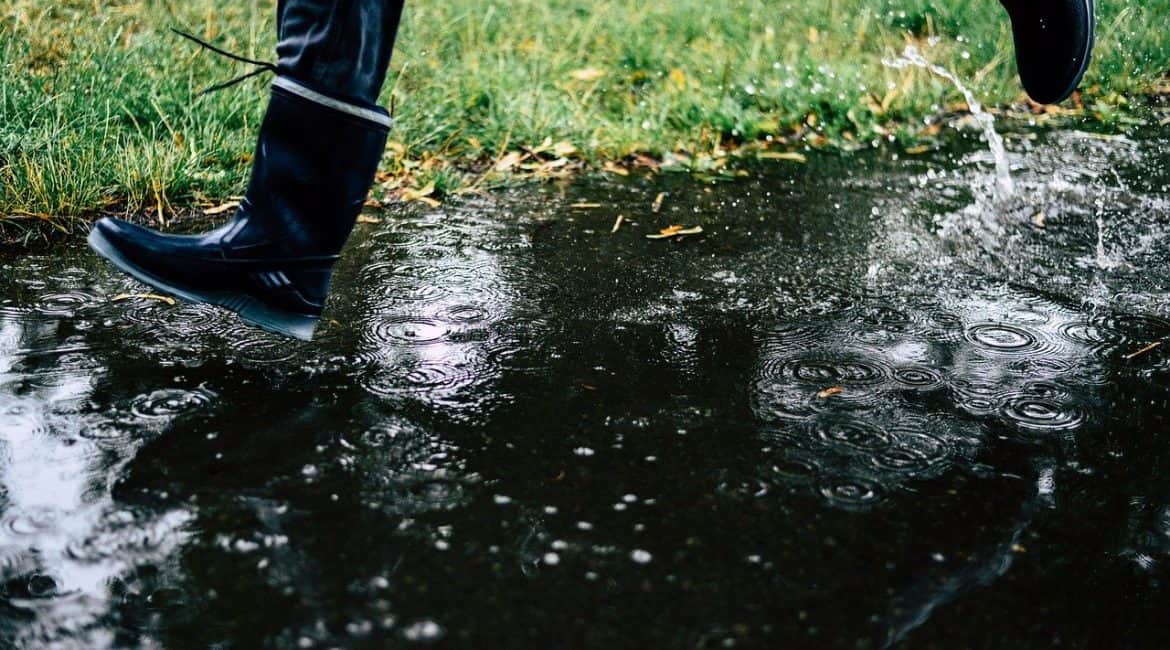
[234,296,319,341]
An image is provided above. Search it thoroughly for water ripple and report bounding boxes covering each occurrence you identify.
[965,323,1043,355]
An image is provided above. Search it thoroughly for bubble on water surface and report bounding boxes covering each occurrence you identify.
[818,478,884,510]
[130,388,215,419]
[363,317,451,347]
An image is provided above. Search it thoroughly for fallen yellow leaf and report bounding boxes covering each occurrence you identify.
[602,162,629,176]
[357,214,382,224]
[402,182,441,207]
[652,193,666,213]
[552,141,578,158]
[756,152,807,163]
[817,386,844,399]
[571,68,607,82]
[203,201,240,216]
[494,151,525,172]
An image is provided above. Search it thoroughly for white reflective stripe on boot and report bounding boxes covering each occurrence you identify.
[272,77,393,129]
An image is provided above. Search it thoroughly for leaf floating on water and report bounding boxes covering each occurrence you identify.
[1032,211,1047,228]
[203,201,240,216]
[646,224,702,240]
[652,192,666,213]
[817,386,844,399]
[112,293,176,306]
[1125,341,1163,361]
[756,152,807,163]
[356,214,382,224]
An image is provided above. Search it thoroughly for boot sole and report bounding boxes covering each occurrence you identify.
[88,228,319,341]
[1060,0,1095,104]
[1017,0,1095,104]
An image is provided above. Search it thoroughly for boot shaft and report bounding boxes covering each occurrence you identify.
[233,77,391,258]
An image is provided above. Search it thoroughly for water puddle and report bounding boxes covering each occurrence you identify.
[2,124,1170,647]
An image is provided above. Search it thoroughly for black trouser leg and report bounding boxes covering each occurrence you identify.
[275,0,406,107]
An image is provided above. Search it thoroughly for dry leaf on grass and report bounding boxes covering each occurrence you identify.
[552,141,578,158]
[602,162,629,176]
[570,68,606,82]
[203,201,240,216]
[494,151,526,172]
[401,182,441,207]
[756,152,807,163]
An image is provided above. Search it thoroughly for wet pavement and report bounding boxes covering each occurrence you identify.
[3,125,1170,648]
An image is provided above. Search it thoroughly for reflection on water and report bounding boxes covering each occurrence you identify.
[0,310,191,647]
[1,127,1170,647]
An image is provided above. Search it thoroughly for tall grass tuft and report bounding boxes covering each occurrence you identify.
[1,0,1167,234]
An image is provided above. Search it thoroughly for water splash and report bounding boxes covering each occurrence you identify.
[883,45,1015,200]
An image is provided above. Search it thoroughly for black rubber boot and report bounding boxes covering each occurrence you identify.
[1000,0,1095,105]
[88,78,391,340]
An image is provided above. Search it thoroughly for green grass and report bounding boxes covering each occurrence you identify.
[1,0,1168,237]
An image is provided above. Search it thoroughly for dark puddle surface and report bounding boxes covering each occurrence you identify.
[4,128,1170,648]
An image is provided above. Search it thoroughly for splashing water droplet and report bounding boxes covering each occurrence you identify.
[883,45,1015,201]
